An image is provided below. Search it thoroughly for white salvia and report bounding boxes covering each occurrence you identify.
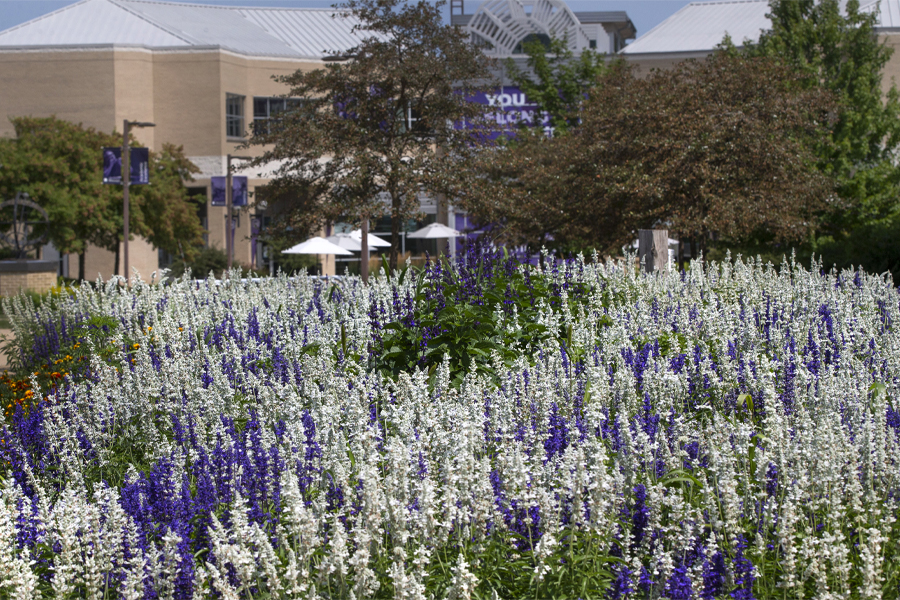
[348,526,380,599]
[446,552,478,600]
[2,256,900,594]
[318,516,350,585]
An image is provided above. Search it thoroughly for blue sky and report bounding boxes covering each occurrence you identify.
[0,0,694,41]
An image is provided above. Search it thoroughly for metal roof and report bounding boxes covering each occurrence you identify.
[622,0,900,56]
[622,0,769,55]
[863,0,900,28]
[0,0,366,59]
[238,7,364,58]
[0,0,190,47]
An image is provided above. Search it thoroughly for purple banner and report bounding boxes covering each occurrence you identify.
[462,86,551,138]
[102,147,150,185]
[211,176,248,207]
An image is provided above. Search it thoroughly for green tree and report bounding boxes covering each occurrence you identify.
[505,36,609,133]
[752,0,900,232]
[250,0,495,272]
[0,116,204,280]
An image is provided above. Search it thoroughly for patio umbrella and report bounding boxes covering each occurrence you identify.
[325,233,362,252]
[406,222,461,239]
[282,237,353,255]
[349,229,391,248]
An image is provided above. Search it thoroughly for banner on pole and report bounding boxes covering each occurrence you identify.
[211,176,248,207]
[102,147,150,184]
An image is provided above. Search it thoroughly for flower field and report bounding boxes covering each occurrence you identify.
[0,244,899,599]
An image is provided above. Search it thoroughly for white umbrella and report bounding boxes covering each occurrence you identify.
[406,222,461,239]
[325,233,362,251]
[349,229,391,248]
[282,237,353,255]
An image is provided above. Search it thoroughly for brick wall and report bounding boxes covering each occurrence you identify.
[0,271,56,296]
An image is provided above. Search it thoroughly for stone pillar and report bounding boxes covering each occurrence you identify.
[0,260,58,295]
[638,229,669,273]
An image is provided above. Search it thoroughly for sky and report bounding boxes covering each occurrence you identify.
[0,0,694,41]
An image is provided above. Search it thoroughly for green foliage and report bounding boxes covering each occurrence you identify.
[131,143,206,264]
[0,117,205,278]
[752,0,900,228]
[374,248,593,386]
[816,218,900,278]
[506,36,610,133]
[167,245,228,279]
[0,117,122,260]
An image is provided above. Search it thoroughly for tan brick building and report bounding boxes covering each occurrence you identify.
[0,0,637,280]
[0,0,369,279]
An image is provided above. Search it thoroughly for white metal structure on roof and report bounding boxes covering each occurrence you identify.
[0,0,366,59]
[623,0,899,56]
[466,0,591,56]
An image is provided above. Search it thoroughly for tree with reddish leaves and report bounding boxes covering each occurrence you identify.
[463,52,838,258]
[250,0,495,272]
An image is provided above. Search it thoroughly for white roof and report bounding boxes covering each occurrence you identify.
[622,0,770,55]
[0,0,367,59]
[623,0,898,56]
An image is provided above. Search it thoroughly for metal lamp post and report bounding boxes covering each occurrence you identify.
[226,154,252,273]
[123,119,155,280]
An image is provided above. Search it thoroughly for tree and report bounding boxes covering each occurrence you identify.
[505,36,609,133]
[449,37,609,258]
[129,143,205,273]
[752,0,900,231]
[463,53,838,256]
[0,116,204,279]
[250,0,495,271]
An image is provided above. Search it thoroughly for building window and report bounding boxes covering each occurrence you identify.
[226,93,245,138]
[589,39,597,49]
[253,97,306,135]
[403,102,430,136]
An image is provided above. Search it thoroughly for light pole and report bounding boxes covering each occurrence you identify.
[226,154,252,273]
[123,119,155,280]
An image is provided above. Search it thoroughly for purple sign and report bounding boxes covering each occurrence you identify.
[211,176,248,207]
[102,147,150,185]
[464,86,551,138]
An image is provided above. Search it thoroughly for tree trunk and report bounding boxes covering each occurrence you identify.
[113,239,120,277]
[390,193,401,273]
[78,252,86,281]
[360,216,369,283]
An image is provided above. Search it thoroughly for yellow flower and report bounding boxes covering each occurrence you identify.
[132,343,140,350]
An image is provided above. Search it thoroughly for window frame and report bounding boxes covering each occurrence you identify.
[253,96,307,136]
[226,93,246,139]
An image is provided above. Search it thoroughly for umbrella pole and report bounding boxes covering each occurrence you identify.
[361,217,369,282]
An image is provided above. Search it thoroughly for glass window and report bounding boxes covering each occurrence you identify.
[253,97,308,135]
[226,93,245,138]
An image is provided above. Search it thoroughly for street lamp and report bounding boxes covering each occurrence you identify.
[122,119,155,280]
[226,154,252,273]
